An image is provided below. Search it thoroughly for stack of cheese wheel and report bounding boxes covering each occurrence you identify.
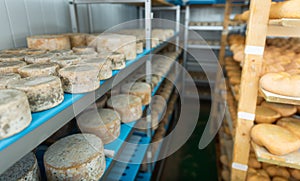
[0,61,26,74]
[7,76,64,112]
[44,134,105,180]
[0,73,21,89]
[77,108,121,144]
[0,89,31,139]
[27,35,71,51]
[121,82,151,105]
[59,65,99,93]
[18,63,59,77]
[79,58,112,80]
[98,52,126,70]
[0,152,40,180]
[107,94,142,123]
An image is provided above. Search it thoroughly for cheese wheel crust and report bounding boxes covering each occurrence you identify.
[0,152,40,180]
[0,73,21,89]
[260,72,300,97]
[18,63,59,77]
[0,89,31,139]
[255,106,281,124]
[44,134,105,181]
[7,76,64,112]
[27,35,71,51]
[121,82,151,105]
[77,108,121,144]
[107,94,142,123]
[251,124,300,155]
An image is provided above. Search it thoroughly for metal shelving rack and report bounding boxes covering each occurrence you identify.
[0,1,182,181]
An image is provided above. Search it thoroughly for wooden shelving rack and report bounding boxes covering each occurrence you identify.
[228,0,300,180]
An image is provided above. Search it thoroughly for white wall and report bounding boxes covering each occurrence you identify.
[0,0,138,50]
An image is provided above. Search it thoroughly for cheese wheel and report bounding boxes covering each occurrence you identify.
[79,58,112,80]
[136,41,143,54]
[65,33,87,48]
[22,49,47,55]
[18,63,59,77]
[1,48,28,54]
[96,33,136,60]
[251,124,300,155]
[0,73,21,89]
[0,89,31,139]
[77,108,121,144]
[277,117,300,139]
[107,94,142,123]
[72,46,96,53]
[7,76,64,112]
[0,53,25,62]
[74,51,98,59]
[0,61,26,74]
[0,152,40,180]
[27,35,71,51]
[58,65,100,93]
[48,50,73,56]
[86,34,99,48]
[121,82,151,105]
[255,106,281,124]
[98,52,125,70]
[24,53,55,64]
[50,55,81,68]
[44,134,105,180]
[261,101,297,117]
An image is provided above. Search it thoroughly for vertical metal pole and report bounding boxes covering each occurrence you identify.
[182,5,190,98]
[87,4,94,33]
[139,6,144,29]
[145,0,152,174]
[175,5,180,52]
[69,1,79,33]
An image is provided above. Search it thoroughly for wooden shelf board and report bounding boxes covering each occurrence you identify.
[260,87,300,105]
[252,142,300,169]
[269,18,300,28]
[267,24,300,37]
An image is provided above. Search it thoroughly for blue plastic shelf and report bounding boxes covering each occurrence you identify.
[186,0,216,5]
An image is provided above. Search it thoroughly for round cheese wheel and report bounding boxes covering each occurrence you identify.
[48,50,73,56]
[27,35,71,51]
[44,134,105,180]
[0,48,28,54]
[0,73,21,89]
[18,63,59,77]
[72,46,96,53]
[0,152,40,180]
[79,58,112,80]
[74,51,98,59]
[107,94,142,123]
[58,65,100,93]
[50,55,81,68]
[25,53,55,64]
[22,49,47,55]
[0,61,27,74]
[98,52,125,70]
[65,33,87,48]
[77,108,121,144]
[86,34,99,48]
[136,41,143,54]
[0,89,31,139]
[0,53,25,62]
[121,82,151,105]
[7,76,64,112]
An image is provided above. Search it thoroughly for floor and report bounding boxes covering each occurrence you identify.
[159,100,218,181]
